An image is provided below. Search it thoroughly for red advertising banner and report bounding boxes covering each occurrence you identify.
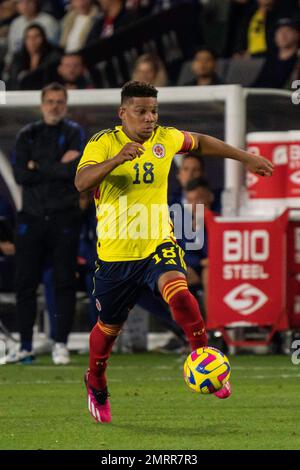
[287,132,300,200]
[287,219,300,328]
[247,132,288,199]
[206,211,289,333]
[246,131,300,207]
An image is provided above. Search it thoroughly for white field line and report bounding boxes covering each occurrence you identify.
[0,374,300,386]
[2,365,299,371]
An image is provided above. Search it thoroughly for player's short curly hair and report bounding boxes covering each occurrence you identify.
[121,81,158,103]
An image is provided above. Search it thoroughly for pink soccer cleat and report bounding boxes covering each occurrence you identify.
[214,381,231,399]
[84,370,111,423]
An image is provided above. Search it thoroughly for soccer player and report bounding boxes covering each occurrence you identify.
[75,81,273,423]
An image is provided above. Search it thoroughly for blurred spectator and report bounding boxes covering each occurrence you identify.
[0,195,15,292]
[224,0,255,57]
[60,0,99,52]
[0,0,18,78]
[230,0,297,57]
[6,0,59,63]
[183,47,223,86]
[131,53,168,86]
[7,24,62,90]
[169,155,204,292]
[153,0,198,13]
[41,0,68,19]
[0,0,18,43]
[253,17,300,88]
[125,0,154,17]
[85,0,135,45]
[180,177,215,311]
[177,154,205,189]
[0,220,15,256]
[47,52,94,89]
[169,153,205,206]
[170,151,221,217]
[77,191,98,326]
[9,82,85,365]
[0,194,15,257]
[185,176,214,214]
[0,196,59,355]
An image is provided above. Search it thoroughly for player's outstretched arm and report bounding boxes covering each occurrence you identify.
[75,142,145,192]
[190,133,274,177]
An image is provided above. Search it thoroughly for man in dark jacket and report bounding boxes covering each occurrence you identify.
[8,82,85,365]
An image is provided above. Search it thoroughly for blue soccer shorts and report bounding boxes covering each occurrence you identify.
[93,241,187,324]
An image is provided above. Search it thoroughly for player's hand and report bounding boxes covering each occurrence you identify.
[244,153,274,177]
[114,142,145,165]
[61,150,80,163]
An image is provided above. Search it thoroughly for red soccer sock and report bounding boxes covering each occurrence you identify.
[162,277,208,351]
[88,320,122,391]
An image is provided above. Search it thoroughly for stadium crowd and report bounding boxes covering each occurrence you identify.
[0,0,300,90]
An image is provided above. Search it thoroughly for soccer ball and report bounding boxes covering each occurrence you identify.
[183,347,231,394]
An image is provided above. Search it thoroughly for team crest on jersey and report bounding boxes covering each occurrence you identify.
[152,143,165,158]
[95,299,102,311]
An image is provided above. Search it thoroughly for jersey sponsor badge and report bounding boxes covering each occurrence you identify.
[152,143,165,158]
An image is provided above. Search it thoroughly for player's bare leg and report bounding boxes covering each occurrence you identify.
[158,271,231,399]
[85,320,123,423]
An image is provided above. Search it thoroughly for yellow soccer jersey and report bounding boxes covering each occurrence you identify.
[247,9,267,56]
[77,125,195,261]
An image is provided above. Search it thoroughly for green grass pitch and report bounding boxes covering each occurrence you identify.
[0,353,300,450]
